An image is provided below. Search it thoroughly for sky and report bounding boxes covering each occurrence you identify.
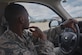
[18,0,82,21]
[19,3,57,21]
[62,0,82,17]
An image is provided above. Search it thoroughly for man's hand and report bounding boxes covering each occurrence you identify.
[29,26,47,40]
[61,19,78,32]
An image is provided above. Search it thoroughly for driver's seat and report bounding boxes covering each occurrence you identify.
[0,17,7,36]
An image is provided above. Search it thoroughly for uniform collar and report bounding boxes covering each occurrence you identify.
[4,29,26,43]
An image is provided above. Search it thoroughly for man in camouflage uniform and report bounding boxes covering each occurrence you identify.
[0,3,77,55]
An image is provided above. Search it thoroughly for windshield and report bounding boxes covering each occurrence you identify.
[62,0,82,18]
[17,2,61,31]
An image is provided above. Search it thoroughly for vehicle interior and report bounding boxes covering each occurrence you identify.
[0,0,82,55]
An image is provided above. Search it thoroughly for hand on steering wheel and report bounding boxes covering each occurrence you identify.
[59,19,80,55]
[61,19,78,32]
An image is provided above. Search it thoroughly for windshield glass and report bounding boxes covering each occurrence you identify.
[62,0,82,18]
[17,2,61,31]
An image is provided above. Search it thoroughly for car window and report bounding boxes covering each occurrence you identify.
[62,0,82,18]
[17,2,61,31]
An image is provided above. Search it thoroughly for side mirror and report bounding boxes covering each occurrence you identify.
[49,19,60,28]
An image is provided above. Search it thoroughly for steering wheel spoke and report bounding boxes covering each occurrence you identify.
[59,24,80,55]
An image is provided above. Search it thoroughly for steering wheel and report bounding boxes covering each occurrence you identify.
[59,24,80,55]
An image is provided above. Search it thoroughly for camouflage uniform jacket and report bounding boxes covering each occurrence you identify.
[0,29,56,55]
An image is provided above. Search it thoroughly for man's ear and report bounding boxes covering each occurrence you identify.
[18,16,24,24]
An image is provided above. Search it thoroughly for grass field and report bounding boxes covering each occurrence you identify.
[30,18,82,31]
[30,22,49,31]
